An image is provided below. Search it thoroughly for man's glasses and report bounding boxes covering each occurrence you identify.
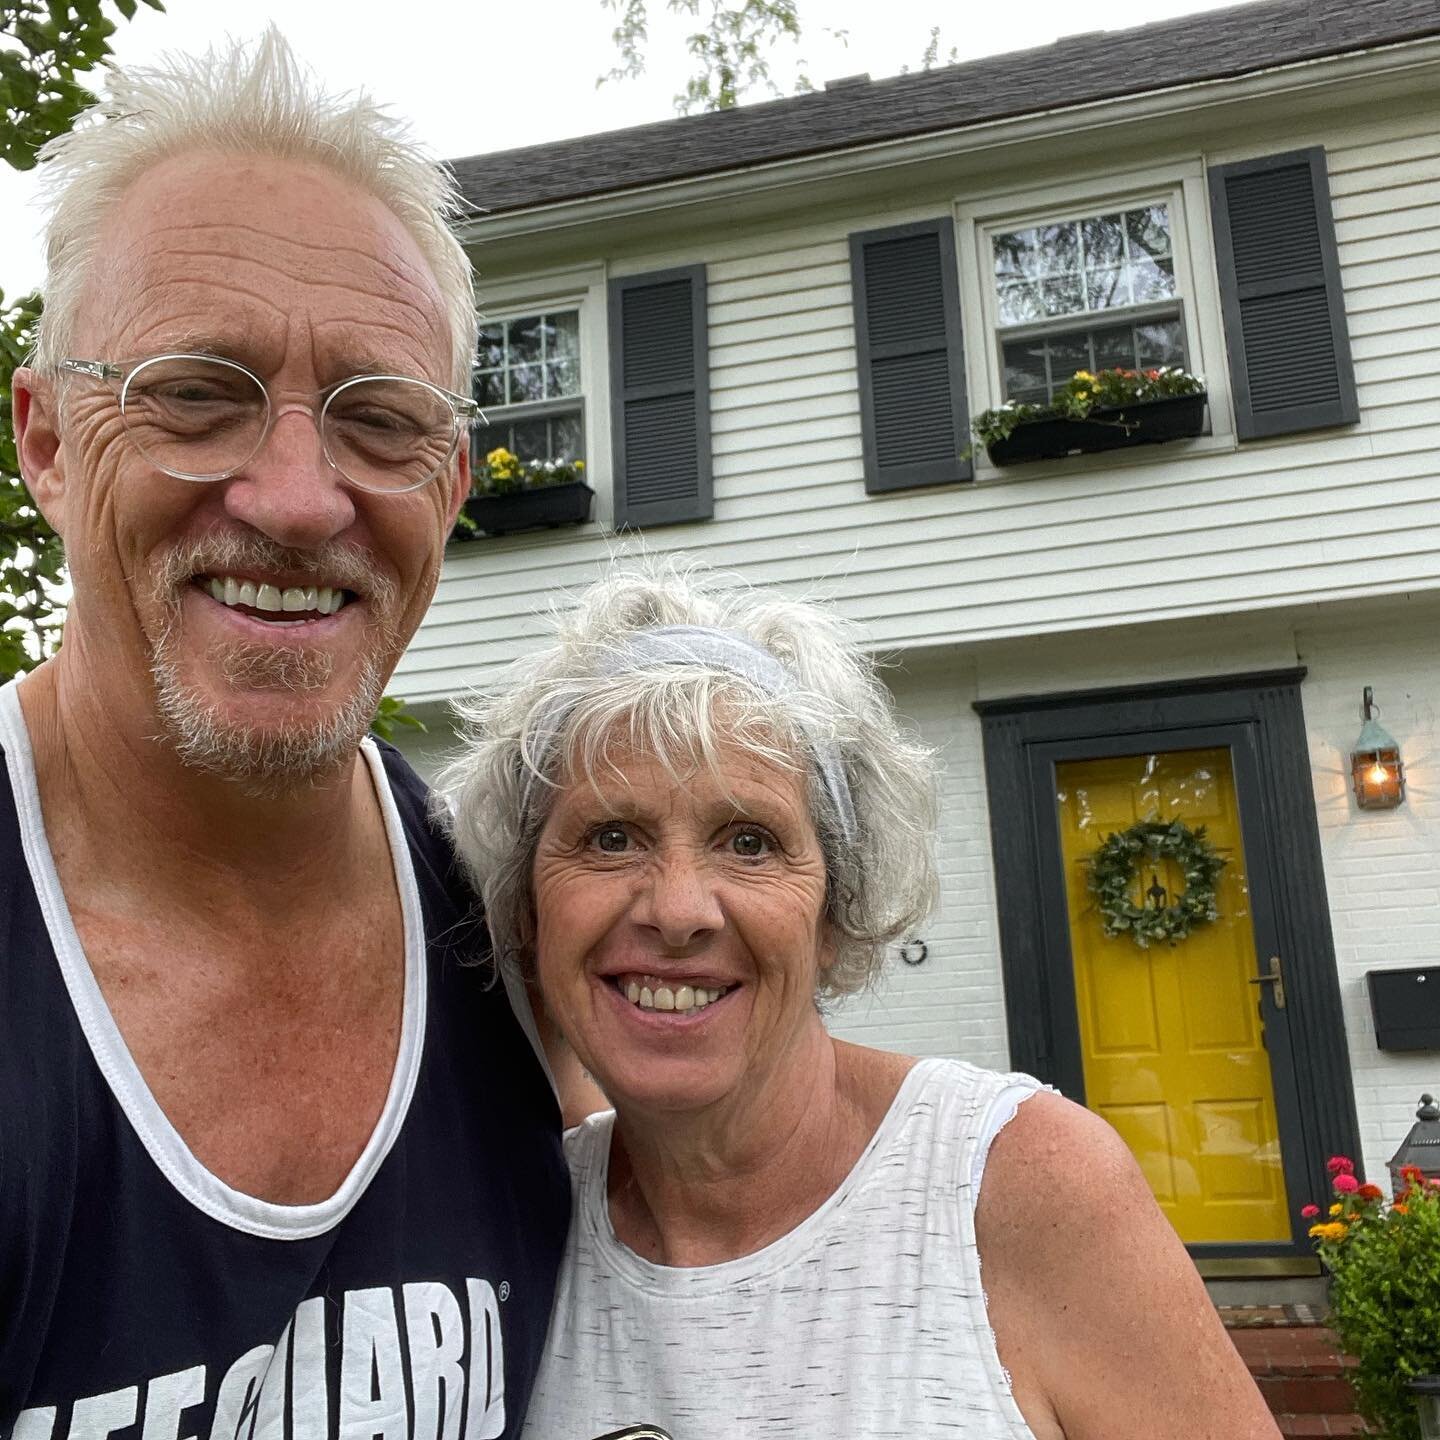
[60,354,480,495]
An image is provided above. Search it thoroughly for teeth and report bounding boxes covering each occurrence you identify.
[200,575,348,618]
[625,979,727,1012]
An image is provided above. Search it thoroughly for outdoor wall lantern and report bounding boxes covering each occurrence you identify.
[1410,1375,1440,1440]
[1388,1093,1440,1195]
[1351,686,1406,809]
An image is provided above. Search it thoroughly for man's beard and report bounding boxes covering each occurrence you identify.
[147,534,401,795]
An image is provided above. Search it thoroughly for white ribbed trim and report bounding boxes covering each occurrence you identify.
[0,679,426,1241]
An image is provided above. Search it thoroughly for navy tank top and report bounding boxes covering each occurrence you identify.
[0,682,569,1439]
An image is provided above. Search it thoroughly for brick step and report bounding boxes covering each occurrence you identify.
[1256,1374,1358,1415]
[1274,1415,1369,1437]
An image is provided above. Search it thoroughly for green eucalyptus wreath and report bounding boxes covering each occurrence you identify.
[1087,819,1227,949]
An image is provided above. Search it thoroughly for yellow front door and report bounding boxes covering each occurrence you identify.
[1055,747,1291,1244]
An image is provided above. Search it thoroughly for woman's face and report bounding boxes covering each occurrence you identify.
[532,735,834,1121]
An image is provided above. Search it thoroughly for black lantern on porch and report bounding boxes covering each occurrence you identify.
[1351,686,1406,810]
[1388,1093,1440,1195]
[1409,1376,1440,1440]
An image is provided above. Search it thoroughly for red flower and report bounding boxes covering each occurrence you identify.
[1334,1173,1360,1194]
[1357,1183,1385,1202]
[1301,1203,1321,1219]
[1401,1164,1426,1184]
[1328,1156,1356,1176]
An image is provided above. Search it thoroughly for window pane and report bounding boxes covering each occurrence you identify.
[474,370,505,408]
[508,315,543,366]
[997,281,1044,326]
[1003,339,1050,399]
[1136,319,1186,369]
[1040,275,1084,318]
[471,421,509,464]
[1082,213,1124,268]
[551,410,585,460]
[1126,204,1172,260]
[550,311,580,366]
[1086,266,1130,311]
[510,418,550,457]
[475,327,505,371]
[1094,323,1139,372]
[546,356,580,399]
[1049,333,1090,385]
[1129,256,1177,303]
[507,363,546,404]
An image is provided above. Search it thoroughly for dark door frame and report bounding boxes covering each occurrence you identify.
[975,668,1362,1259]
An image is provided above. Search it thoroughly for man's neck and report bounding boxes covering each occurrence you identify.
[18,654,380,928]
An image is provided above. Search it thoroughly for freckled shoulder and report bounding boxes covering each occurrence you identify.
[976,1092,1282,1440]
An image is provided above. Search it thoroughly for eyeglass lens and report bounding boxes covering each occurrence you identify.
[119,356,459,492]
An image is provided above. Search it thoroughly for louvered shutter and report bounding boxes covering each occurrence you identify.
[609,266,712,528]
[1208,148,1358,440]
[849,219,969,493]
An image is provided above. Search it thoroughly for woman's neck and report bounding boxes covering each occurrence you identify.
[606,1036,915,1267]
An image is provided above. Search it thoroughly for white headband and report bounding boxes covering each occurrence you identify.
[522,625,858,843]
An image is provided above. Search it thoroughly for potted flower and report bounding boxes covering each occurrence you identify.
[452,446,594,539]
[1305,1154,1440,1439]
[973,365,1207,467]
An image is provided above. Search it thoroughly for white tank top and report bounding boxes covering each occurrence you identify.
[520,1057,1046,1440]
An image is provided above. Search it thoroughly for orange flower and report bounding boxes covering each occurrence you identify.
[1394,1202,1410,1215]
[1357,1183,1385,1202]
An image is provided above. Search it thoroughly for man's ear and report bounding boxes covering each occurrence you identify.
[12,368,67,537]
[444,436,471,532]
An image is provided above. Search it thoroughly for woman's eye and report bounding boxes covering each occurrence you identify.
[729,829,772,858]
[593,825,630,854]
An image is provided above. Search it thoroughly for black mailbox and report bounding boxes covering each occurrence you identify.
[1368,966,1440,1051]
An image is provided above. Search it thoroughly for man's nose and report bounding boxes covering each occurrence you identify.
[221,406,356,547]
[634,850,725,949]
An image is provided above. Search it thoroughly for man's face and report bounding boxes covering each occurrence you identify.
[30,151,466,787]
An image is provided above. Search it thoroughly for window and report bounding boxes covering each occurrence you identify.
[990,202,1188,403]
[472,309,583,464]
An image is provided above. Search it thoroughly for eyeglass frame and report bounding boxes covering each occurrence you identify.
[58,353,482,495]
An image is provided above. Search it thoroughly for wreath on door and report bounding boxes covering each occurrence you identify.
[1087,818,1227,949]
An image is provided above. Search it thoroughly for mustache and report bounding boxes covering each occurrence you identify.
[151,533,398,614]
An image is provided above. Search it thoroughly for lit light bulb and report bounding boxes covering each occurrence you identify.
[1369,761,1390,785]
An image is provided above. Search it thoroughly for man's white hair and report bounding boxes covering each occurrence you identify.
[30,27,477,388]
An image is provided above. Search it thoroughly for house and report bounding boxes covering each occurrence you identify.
[392,0,1440,1284]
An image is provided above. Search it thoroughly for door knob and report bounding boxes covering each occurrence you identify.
[1248,954,1286,1010]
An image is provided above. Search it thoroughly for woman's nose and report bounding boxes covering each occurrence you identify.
[634,851,725,948]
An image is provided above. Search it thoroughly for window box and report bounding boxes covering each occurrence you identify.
[985,391,1206,467]
[452,480,595,540]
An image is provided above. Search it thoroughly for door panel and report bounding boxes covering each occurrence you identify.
[1054,747,1291,1244]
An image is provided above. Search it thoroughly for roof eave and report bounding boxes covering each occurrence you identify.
[454,36,1440,245]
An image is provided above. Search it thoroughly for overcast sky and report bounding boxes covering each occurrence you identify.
[0,0,1260,295]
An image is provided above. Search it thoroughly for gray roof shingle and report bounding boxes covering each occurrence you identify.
[448,0,1440,218]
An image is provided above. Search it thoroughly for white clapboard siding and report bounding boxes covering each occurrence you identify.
[394,104,1440,704]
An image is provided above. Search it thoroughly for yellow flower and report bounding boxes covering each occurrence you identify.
[1073,370,1096,384]
[1308,1221,1349,1242]
[1329,1203,1344,1216]
[574,460,585,471]
[485,446,517,467]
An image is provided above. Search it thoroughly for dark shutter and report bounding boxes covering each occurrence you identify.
[1208,148,1358,440]
[849,219,969,493]
[608,265,711,528]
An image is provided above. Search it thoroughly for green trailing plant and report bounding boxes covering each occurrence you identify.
[1086,818,1226,948]
[1307,1156,1440,1439]
[972,365,1205,451]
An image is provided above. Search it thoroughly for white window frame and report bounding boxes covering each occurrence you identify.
[955,160,1234,478]
[470,263,611,527]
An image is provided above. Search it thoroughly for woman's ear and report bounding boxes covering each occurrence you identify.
[12,368,68,537]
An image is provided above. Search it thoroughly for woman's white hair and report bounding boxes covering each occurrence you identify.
[30,28,476,388]
[438,560,939,999]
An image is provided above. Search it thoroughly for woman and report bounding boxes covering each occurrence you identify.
[441,564,1278,1440]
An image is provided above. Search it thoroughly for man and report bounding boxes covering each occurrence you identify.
[2,32,568,1433]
